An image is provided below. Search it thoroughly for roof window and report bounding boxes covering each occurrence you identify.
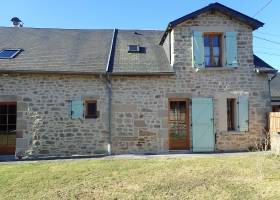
[128,45,140,53]
[128,45,146,53]
[0,49,22,59]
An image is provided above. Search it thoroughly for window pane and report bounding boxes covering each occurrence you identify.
[0,50,18,58]
[8,115,16,125]
[213,47,220,56]
[128,45,140,52]
[179,102,186,113]
[213,36,219,46]
[0,105,7,115]
[8,105,16,114]
[204,36,210,46]
[204,47,210,56]
[214,57,220,65]
[170,102,179,121]
[8,125,16,132]
[170,102,177,111]
[0,115,7,125]
[0,125,7,132]
[205,57,210,66]
[87,102,97,116]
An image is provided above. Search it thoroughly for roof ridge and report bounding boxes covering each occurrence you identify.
[0,26,114,31]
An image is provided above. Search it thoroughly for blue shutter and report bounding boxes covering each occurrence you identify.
[192,98,215,152]
[225,32,238,67]
[238,96,249,132]
[192,32,204,68]
[71,100,84,119]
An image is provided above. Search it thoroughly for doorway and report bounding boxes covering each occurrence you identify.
[168,99,190,150]
[0,102,17,155]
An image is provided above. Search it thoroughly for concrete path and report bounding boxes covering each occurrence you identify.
[0,151,272,164]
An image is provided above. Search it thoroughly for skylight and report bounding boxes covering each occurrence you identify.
[0,49,22,59]
[128,45,146,54]
[128,45,140,53]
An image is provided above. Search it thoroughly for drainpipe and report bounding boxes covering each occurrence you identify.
[268,72,278,111]
[106,76,112,155]
[268,73,278,97]
[105,28,118,155]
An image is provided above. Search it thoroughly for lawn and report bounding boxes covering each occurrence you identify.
[1,154,280,200]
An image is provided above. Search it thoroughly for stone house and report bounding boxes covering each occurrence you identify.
[0,3,277,158]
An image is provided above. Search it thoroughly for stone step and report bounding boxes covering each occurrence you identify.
[168,150,191,154]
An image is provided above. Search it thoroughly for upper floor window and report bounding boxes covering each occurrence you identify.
[192,31,237,69]
[204,33,222,67]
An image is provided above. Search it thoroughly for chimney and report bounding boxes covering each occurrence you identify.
[11,17,23,27]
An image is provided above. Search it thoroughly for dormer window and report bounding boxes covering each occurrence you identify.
[204,33,222,67]
[0,49,22,59]
[128,45,140,53]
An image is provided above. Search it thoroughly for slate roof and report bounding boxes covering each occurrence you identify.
[0,27,113,74]
[254,55,277,73]
[112,30,173,74]
[0,23,274,75]
[0,27,173,75]
[271,73,280,97]
[160,2,264,45]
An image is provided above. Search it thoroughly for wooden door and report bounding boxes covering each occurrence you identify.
[168,99,190,150]
[0,103,17,155]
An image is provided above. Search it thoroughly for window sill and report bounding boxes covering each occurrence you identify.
[85,116,98,119]
[199,67,236,71]
[220,131,247,135]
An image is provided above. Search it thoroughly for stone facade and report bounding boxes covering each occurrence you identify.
[0,11,271,157]
[110,11,270,153]
[0,74,109,157]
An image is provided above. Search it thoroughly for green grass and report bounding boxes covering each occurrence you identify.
[1,154,280,200]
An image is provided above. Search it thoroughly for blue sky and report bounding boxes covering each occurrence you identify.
[0,0,279,69]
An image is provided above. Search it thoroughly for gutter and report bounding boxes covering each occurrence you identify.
[0,69,106,76]
[109,71,175,76]
[105,28,118,155]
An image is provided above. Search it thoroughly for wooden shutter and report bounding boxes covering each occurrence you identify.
[225,32,238,67]
[192,32,204,68]
[71,100,84,119]
[192,98,215,152]
[237,96,249,132]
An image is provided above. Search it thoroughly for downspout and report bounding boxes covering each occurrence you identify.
[106,76,112,155]
[106,28,118,155]
[268,71,278,115]
[268,73,277,98]
[255,67,278,110]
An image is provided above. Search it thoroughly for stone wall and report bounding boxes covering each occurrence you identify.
[0,74,109,157]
